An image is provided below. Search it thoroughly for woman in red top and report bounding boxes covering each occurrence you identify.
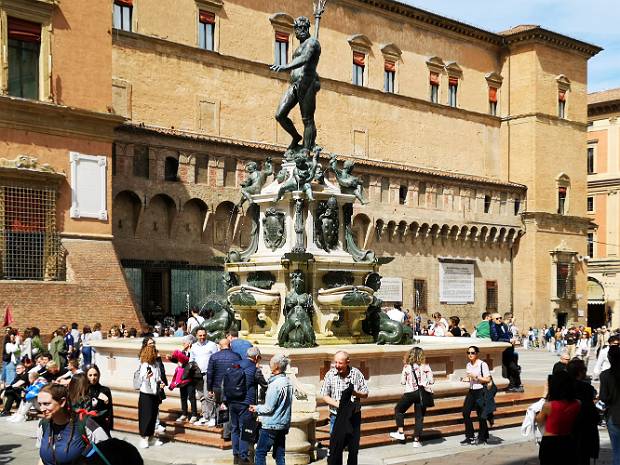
[535,370,581,465]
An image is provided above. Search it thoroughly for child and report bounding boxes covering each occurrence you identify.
[168,349,201,423]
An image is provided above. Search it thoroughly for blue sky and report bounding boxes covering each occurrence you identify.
[403,0,619,93]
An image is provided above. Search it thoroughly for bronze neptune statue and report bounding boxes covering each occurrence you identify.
[270,16,321,152]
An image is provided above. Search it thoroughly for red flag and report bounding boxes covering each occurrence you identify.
[3,304,14,327]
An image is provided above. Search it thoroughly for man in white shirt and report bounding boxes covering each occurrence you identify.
[594,334,619,380]
[387,304,405,323]
[186,307,205,334]
[189,328,218,426]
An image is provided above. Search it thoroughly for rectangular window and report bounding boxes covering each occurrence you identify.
[384,61,395,93]
[514,198,521,215]
[484,195,491,213]
[113,0,132,32]
[195,155,209,184]
[429,72,439,103]
[380,178,390,203]
[558,90,567,119]
[133,145,149,179]
[587,147,595,174]
[486,281,498,311]
[587,233,594,258]
[556,262,575,299]
[448,77,458,107]
[352,52,365,86]
[489,87,498,115]
[587,196,594,213]
[274,32,289,66]
[7,17,41,100]
[224,158,236,187]
[418,182,426,207]
[198,10,215,51]
[0,184,65,281]
[413,279,427,312]
[558,187,567,215]
[398,185,407,205]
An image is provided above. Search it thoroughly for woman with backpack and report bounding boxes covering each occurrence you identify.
[36,383,108,465]
[389,347,434,447]
[137,344,162,449]
[168,349,201,424]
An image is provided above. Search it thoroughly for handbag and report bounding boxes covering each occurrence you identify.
[411,364,434,408]
[241,415,261,443]
[216,404,229,425]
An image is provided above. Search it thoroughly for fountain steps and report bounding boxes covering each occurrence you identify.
[110,384,543,449]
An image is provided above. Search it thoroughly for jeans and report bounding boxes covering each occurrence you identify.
[609,421,620,465]
[462,389,488,441]
[81,347,92,368]
[195,373,215,420]
[180,383,198,417]
[229,403,251,459]
[1,361,15,386]
[255,428,286,465]
[394,391,426,438]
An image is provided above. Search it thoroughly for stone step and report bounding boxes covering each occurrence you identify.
[113,418,232,449]
[316,403,530,438]
[352,416,525,449]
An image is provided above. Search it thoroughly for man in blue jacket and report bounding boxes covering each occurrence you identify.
[227,347,268,464]
[207,338,241,439]
[249,354,293,465]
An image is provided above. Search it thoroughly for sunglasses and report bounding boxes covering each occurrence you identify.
[494,318,502,320]
[467,351,477,354]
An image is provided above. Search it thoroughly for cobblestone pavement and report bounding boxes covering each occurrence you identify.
[0,348,611,465]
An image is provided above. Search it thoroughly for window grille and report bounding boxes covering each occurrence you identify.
[486,281,498,311]
[0,184,65,280]
[556,262,575,299]
[413,279,427,312]
[587,196,594,212]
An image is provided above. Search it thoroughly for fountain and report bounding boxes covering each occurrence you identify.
[90,3,510,463]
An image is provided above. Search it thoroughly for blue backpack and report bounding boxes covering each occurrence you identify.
[222,364,247,402]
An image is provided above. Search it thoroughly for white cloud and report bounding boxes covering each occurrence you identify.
[400,0,620,92]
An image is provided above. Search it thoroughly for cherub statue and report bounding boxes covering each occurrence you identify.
[316,196,339,251]
[329,154,368,205]
[276,150,319,201]
[237,157,273,208]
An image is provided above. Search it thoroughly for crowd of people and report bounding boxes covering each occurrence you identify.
[4,312,620,465]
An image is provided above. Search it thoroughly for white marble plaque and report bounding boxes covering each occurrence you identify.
[70,152,108,220]
[376,277,403,302]
[439,261,474,304]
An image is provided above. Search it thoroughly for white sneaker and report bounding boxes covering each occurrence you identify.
[149,438,163,447]
[188,416,198,424]
[389,431,405,441]
[194,418,208,426]
[413,440,422,448]
[176,415,187,423]
[139,438,149,449]
[207,418,216,427]
[155,425,166,434]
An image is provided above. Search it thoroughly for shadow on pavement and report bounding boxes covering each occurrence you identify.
[0,444,21,464]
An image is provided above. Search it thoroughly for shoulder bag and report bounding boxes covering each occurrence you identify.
[411,364,434,408]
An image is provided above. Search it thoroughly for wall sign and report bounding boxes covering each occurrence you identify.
[375,277,403,302]
[439,261,474,304]
[70,152,108,220]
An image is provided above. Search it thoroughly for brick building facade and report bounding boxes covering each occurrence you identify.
[0,0,601,335]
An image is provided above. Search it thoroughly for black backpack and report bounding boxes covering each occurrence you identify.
[222,364,247,402]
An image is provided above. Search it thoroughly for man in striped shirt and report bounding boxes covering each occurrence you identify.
[321,351,368,465]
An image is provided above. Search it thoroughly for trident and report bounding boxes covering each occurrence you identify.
[313,0,329,39]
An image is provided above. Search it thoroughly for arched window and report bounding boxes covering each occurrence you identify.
[556,173,570,215]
